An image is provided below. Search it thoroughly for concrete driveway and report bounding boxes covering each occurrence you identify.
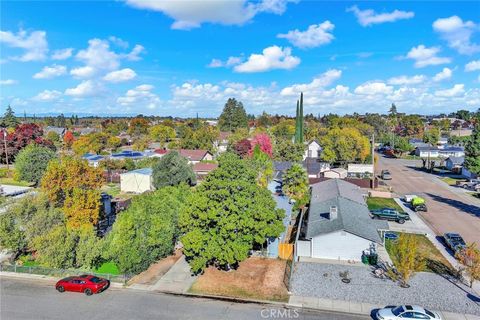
[376,155,480,244]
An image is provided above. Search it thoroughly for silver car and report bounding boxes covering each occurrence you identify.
[376,305,442,320]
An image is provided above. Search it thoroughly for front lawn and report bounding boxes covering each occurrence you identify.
[0,178,33,187]
[367,197,404,212]
[385,233,454,274]
[189,257,289,302]
[94,261,120,275]
[440,177,466,186]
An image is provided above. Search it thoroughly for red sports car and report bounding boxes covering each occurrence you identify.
[55,275,110,295]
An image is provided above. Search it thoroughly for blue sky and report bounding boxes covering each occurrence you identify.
[1,0,479,117]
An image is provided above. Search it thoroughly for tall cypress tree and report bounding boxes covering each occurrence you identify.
[294,100,300,143]
[299,92,304,144]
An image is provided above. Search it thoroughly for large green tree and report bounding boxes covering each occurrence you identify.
[218,98,248,132]
[152,151,196,188]
[14,143,56,185]
[179,153,284,273]
[1,105,19,128]
[282,163,309,209]
[106,186,189,273]
[274,139,305,162]
[320,127,370,163]
[464,124,480,175]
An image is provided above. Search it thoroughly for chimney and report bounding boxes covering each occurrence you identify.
[329,206,338,220]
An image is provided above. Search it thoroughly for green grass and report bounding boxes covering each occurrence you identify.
[0,178,33,187]
[94,261,120,275]
[440,177,466,186]
[366,197,404,212]
[385,233,454,274]
[101,184,121,197]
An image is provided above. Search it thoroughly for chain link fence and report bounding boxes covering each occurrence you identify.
[0,263,131,284]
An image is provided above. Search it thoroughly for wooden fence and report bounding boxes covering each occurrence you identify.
[278,243,294,260]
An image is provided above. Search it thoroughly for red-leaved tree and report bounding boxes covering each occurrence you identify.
[248,133,273,158]
[234,138,252,158]
[0,124,54,163]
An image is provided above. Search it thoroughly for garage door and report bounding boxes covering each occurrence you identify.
[311,231,370,261]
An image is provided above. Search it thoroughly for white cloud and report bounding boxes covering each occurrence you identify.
[70,38,144,78]
[74,39,120,77]
[33,64,67,79]
[109,36,129,49]
[125,0,295,30]
[387,75,426,85]
[233,46,300,73]
[354,82,393,95]
[64,80,101,98]
[433,16,479,55]
[208,59,224,68]
[347,5,414,27]
[0,79,18,85]
[117,84,160,110]
[32,90,62,101]
[70,66,96,78]
[281,69,342,96]
[405,45,451,68]
[432,67,453,82]
[0,29,48,61]
[208,56,244,68]
[51,48,73,60]
[277,21,334,49]
[124,44,145,61]
[435,84,465,97]
[465,60,480,72]
[103,68,137,83]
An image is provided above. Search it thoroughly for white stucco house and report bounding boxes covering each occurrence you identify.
[303,140,322,159]
[296,179,388,261]
[347,164,374,178]
[120,168,154,194]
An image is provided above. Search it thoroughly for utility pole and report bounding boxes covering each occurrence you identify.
[3,130,9,171]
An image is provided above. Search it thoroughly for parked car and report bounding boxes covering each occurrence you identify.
[444,233,466,255]
[370,208,410,224]
[462,179,480,191]
[381,169,392,180]
[376,305,442,320]
[411,197,427,212]
[56,275,110,296]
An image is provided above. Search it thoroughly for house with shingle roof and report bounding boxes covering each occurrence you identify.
[296,179,388,261]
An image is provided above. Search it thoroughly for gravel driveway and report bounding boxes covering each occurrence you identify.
[291,262,480,315]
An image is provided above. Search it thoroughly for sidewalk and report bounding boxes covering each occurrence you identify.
[128,255,197,293]
[288,295,480,320]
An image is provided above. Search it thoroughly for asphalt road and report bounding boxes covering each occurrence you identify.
[0,278,370,320]
[377,155,480,244]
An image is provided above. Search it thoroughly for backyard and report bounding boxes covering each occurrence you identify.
[189,257,289,302]
[366,197,404,212]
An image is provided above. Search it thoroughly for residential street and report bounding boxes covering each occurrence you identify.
[0,278,369,320]
[376,155,480,244]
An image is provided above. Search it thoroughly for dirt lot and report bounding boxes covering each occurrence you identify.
[377,155,480,245]
[189,257,289,302]
[128,249,182,285]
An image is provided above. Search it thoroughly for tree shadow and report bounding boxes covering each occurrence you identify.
[425,193,480,218]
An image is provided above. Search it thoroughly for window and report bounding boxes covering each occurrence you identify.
[424,310,435,318]
[308,150,312,157]
[392,306,404,316]
[401,312,415,318]
[416,313,430,319]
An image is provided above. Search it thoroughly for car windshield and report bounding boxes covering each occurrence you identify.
[89,276,103,283]
[392,306,404,316]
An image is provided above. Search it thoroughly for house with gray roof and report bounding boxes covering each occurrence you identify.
[296,179,388,261]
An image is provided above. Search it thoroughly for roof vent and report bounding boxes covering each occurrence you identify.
[329,206,338,220]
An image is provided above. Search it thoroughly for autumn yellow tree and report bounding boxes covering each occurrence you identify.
[390,233,425,286]
[41,157,104,229]
[457,243,480,288]
[320,127,370,163]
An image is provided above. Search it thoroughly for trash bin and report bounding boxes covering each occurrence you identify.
[368,253,378,265]
[361,252,369,264]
